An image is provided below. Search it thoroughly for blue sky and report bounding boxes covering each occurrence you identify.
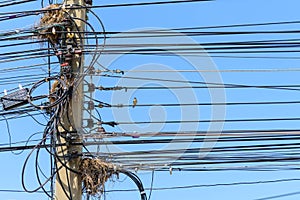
[1,0,300,200]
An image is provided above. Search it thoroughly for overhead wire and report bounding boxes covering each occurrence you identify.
[3,1,300,199]
[255,190,300,200]
[105,177,300,192]
[97,74,300,92]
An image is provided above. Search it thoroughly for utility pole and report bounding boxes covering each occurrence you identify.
[55,0,86,199]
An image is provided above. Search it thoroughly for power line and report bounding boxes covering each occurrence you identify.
[105,117,300,126]
[98,74,300,92]
[255,190,300,200]
[0,189,45,193]
[105,178,300,192]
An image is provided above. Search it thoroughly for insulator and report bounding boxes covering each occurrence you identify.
[87,119,94,128]
[87,101,94,110]
[88,83,95,92]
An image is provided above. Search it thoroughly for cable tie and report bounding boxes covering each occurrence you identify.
[169,167,173,175]
[140,191,146,195]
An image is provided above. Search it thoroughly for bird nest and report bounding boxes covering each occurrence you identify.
[38,4,65,44]
[79,158,115,195]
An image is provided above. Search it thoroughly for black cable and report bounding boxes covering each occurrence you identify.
[119,170,147,200]
[104,116,300,126]
[105,177,300,192]
[255,190,300,200]
[25,112,47,126]
[27,76,68,110]
[83,138,300,148]
[99,74,300,92]
[90,0,213,9]
[97,100,300,108]
[1,115,23,155]
[0,112,44,122]
[105,20,300,32]
[0,0,36,8]
[21,136,56,193]
[0,0,213,16]
[0,189,46,193]
[35,143,52,198]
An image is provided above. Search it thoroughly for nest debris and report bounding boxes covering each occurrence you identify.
[38,4,65,44]
[80,158,115,195]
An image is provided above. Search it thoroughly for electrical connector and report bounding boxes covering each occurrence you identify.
[1,88,29,110]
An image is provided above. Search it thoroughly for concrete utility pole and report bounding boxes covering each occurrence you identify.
[55,0,86,199]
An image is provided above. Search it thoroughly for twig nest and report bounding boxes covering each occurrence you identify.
[79,158,115,195]
[38,4,65,44]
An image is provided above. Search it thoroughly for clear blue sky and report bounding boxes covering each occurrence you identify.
[1,0,300,200]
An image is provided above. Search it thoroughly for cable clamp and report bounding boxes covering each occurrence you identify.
[169,166,173,175]
[113,69,124,75]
